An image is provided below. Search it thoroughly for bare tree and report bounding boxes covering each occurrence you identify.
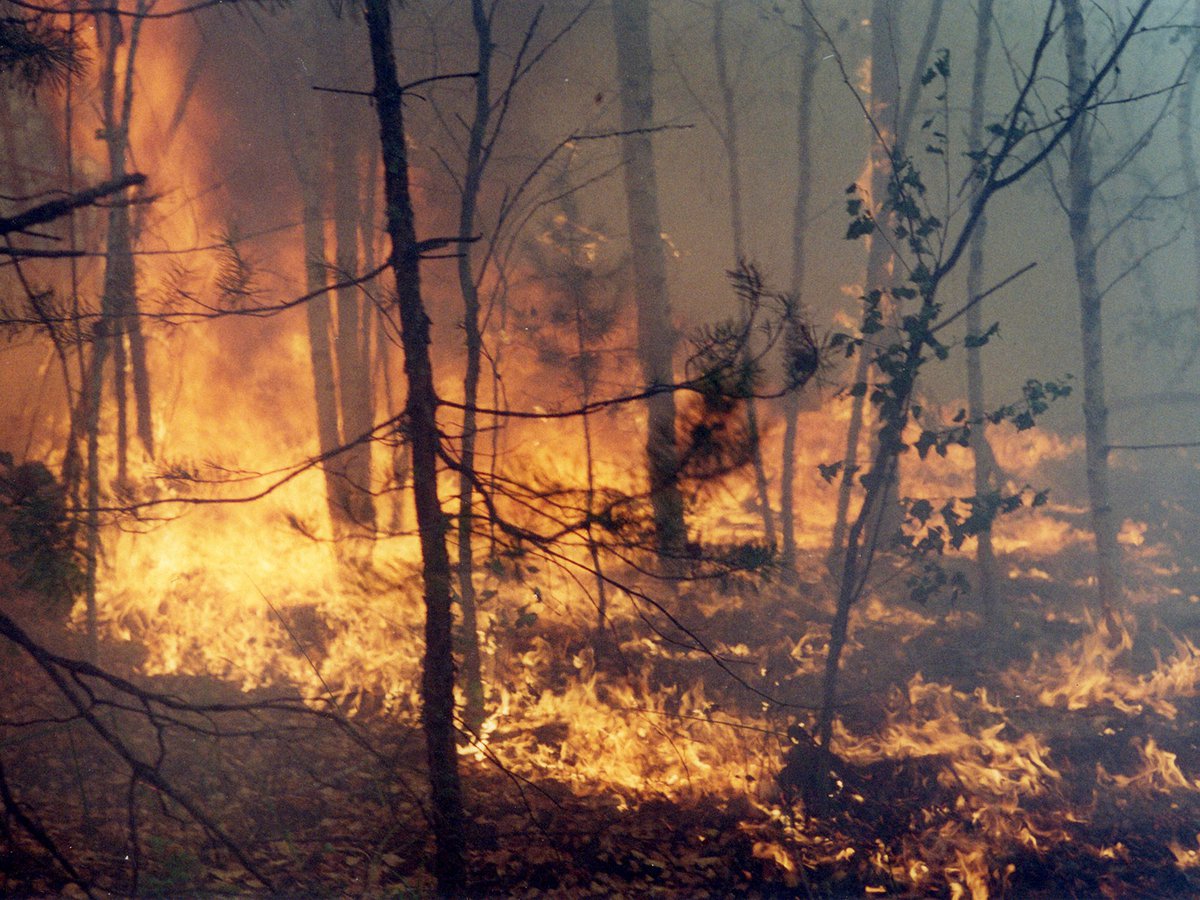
[80,0,154,662]
[1062,0,1121,610]
[829,0,945,567]
[964,0,1001,618]
[780,8,820,572]
[612,0,688,562]
[712,0,775,548]
[363,0,466,892]
[329,56,378,540]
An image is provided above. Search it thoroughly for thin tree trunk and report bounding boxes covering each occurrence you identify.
[364,1,465,893]
[965,0,1000,619]
[552,156,611,651]
[455,0,491,736]
[830,0,943,565]
[830,0,904,567]
[82,321,105,664]
[1181,0,1200,341]
[299,152,347,531]
[612,0,687,563]
[1063,0,1122,610]
[332,117,377,537]
[290,18,350,535]
[780,13,819,572]
[713,0,775,549]
[81,0,148,659]
[99,1,152,481]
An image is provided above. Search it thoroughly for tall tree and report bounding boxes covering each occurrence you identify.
[454,0,492,736]
[810,0,1152,780]
[363,0,465,892]
[98,0,154,486]
[829,0,906,568]
[712,0,775,549]
[1063,0,1122,610]
[780,9,820,572]
[82,0,152,661]
[290,11,377,542]
[290,13,351,539]
[1180,0,1200,355]
[964,0,1001,617]
[611,0,687,562]
[329,51,377,538]
[829,0,944,566]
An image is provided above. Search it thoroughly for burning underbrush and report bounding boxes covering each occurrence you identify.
[6,322,1200,895]
[8,512,1200,897]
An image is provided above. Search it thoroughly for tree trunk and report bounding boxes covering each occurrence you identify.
[965,0,1000,619]
[1063,0,1122,610]
[296,126,348,532]
[780,13,820,572]
[99,2,152,481]
[830,0,943,566]
[550,155,612,652]
[1180,0,1200,343]
[332,110,377,538]
[611,0,687,562]
[830,0,905,568]
[455,0,491,736]
[364,1,466,893]
[290,15,352,536]
[713,0,775,550]
[82,319,106,664]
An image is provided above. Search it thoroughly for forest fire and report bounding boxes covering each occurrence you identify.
[4,0,1200,897]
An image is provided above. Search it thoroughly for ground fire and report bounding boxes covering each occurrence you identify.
[3,1,1200,897]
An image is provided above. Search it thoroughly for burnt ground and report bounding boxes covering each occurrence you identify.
[6,529,1200,898]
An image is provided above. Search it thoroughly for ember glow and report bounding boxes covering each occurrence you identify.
[3,1,1200,897]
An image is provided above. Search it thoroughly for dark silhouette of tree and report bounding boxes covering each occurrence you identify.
[363,0,466,892]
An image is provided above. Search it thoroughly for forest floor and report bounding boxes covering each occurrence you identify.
[6,508,1200,897]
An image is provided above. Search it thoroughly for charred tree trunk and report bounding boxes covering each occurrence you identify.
[713,0,775,550]
[780,15,820,572]
[612,0,687,563]
[455,0,491,736]
[965,0,1000,619]
[364,1,465,894]
[1063,0,1122,610]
